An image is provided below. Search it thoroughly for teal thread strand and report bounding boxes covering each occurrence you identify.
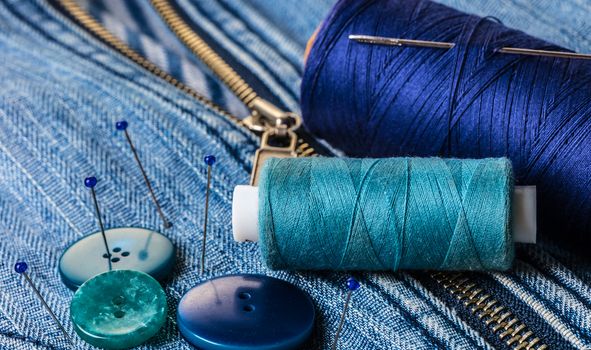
[258,157,514,271]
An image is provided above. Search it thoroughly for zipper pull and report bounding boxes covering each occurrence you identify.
[244,98,301,134]
[246,98,302,185]
[250,130,298,186]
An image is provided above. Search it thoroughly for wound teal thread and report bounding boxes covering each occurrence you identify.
[258,157,514,271]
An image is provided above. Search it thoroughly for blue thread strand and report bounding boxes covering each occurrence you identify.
[258,157,514,271]
[301,0,591,248]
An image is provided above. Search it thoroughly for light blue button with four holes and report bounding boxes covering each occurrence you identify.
[59,227,175,290]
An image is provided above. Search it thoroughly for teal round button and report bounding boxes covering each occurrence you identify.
[71,270,167,349]
[59,227,175,290]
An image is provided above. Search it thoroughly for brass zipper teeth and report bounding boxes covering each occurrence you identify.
[431,272,547,350]
[57,0,317,158]
[57,0,241,126]
[150,0,316,157]
[296,142,317,157]
[151,0,258,108]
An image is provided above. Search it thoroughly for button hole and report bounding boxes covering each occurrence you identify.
[243,305,255,312]
[113,310,125,318]
[238,292,251,300]
[121,251,130,257]
[113,247,122,253]
[112,296,125,305]
[111,257,120,263]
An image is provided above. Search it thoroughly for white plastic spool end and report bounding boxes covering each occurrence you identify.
[232,185,260,242]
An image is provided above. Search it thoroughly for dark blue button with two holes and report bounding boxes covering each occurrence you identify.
[59,227,175,290]
[177,274,315,350]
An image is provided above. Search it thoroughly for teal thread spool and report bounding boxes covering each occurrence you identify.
[233,157,528,271]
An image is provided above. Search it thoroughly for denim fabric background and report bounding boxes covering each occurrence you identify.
[0,0,590,349]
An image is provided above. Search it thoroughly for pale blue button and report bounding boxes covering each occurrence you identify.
[59,227,174,290]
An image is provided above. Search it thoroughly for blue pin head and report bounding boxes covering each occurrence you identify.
[204,155,216,166]
[14,262,28,274]
[116,120,129,131]
[84,177,97,188]
[346,277,360,291]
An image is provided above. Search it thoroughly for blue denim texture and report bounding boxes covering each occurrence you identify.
[0,0,590,349]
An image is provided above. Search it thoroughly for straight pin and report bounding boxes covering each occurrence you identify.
[349,34,455,49]
[85,176,112,271]
[331,277,360,350]
[349,34,591,60]
[497,47,591,60]
[14,262,75,347]
[116,121,172,229]
[200,155,216,275]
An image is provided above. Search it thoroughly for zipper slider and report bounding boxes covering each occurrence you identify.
[244,98,301,134]
[250,130,298,186]
[246,98,302,185]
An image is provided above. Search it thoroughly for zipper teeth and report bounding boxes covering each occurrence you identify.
[56,0,242,126]
[151,0,258,109]
[150,0,317,158]
[57,0,317,158]
[431,272,547,350]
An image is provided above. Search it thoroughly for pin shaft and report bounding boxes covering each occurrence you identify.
[349,34,455,49]
[123,129,171,229]
[200,165,212,275]
[349,34,591,60]
[90,187,112,271]
[498,47,591,60]
[21,272,74,346]
[331,290,353,350]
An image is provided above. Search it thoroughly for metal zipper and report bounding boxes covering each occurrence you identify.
[432,272,547,349]
[54,0,239,125]
[151,0,313,185]
[55,0,314,186]
[149,0,298,130]
[53,1,547,348]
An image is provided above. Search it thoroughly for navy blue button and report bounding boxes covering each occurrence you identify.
[59,227,175,290]
[177,274,315,350]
